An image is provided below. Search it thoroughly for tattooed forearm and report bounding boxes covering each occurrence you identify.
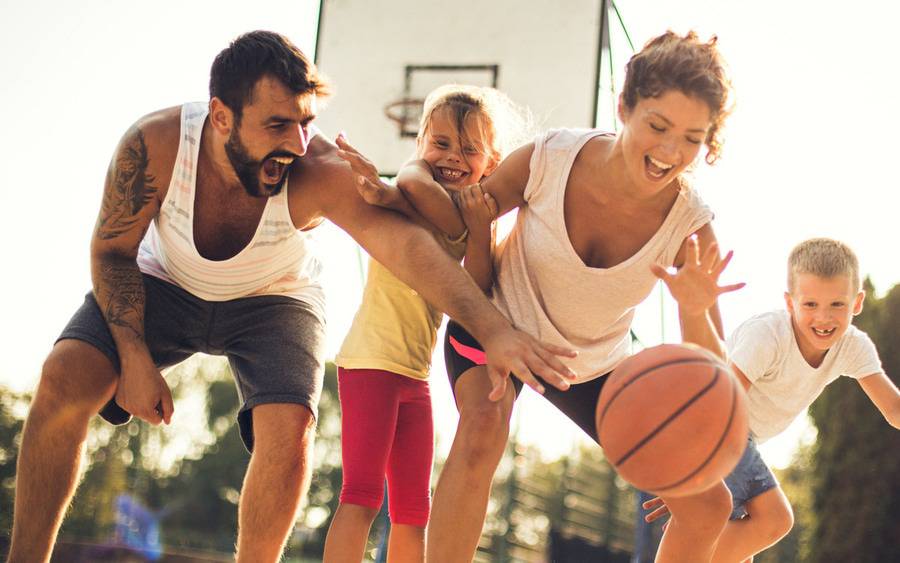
[95,260,146,340]
[96,126,159,240]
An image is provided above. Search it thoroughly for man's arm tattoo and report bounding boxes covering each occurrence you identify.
[97,127,159,240]
[99,261,145,340]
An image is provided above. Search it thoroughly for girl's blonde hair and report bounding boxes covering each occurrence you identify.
[417,84,532,166]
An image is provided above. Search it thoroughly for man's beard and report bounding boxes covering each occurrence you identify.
[224,125,288,198]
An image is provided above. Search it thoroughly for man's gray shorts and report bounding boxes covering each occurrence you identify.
[724,436,779,520]
[58,274,326,452]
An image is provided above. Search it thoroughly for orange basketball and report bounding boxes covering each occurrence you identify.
[596,343,748,498]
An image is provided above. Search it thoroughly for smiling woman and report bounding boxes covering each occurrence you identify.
[414,30,746,563]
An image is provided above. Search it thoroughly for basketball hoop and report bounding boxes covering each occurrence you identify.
[384,98,424,138]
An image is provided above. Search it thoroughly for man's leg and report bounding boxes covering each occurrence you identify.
[8,340,118,563]
[236,403,316,563]
[427,366,515,563]
[711,487,794,563]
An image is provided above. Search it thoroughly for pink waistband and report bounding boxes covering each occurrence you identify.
[449,335,487,365]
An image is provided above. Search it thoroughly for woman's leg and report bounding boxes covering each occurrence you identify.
[426,366,516,563]
[655,481,733,563]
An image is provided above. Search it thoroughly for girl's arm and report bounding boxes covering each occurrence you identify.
[397,139,534,237]
[858,372,900,429]
[652,223,745,360]
[396,159,466,239]
[458,183,498,293]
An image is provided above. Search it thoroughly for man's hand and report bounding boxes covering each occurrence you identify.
[480,327,578,401]
[651,236,745,316]
[115,350,174,425]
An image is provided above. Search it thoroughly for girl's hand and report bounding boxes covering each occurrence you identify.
[458,183,498,236]
[336,134,401,209]
[651,236,745,316]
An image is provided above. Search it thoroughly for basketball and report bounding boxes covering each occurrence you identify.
[596,343,748,498]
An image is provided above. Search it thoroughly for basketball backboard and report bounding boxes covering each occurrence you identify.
[314,0,608,174]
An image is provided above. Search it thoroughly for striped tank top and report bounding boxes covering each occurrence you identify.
[137,102,325,318]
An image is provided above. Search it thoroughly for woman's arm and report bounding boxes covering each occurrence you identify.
[478,143,533,216]
[652,223,745,360]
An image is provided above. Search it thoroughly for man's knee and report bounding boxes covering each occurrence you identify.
[33,340,117,419]
[251,403,316,464]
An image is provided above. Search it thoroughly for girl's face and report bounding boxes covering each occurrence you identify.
[618,89,712,196]
[418,106,497,190]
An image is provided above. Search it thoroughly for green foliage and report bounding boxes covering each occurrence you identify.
[0,388,27,536]
[807,280,900,562]
[756,443,815,563]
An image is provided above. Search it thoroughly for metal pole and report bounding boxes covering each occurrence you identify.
[591,0,610,128]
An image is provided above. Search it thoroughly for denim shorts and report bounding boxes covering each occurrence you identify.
[724,436,779,519]
[58,274,326,452]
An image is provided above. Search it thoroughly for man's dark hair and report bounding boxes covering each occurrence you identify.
[209,30,331,117]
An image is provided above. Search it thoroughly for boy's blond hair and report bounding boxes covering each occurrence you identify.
[787,238,860,292]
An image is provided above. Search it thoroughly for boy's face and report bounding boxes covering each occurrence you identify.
[785,273,864,360]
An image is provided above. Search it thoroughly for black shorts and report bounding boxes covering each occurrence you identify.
[444,320,608,443]
[58,274,327,452]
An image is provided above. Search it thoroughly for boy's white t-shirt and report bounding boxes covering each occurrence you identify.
[727,310,884,443]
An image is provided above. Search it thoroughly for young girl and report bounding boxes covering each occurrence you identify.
[323,85,529,562]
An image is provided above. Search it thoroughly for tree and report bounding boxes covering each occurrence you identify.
[0,388,28,542]
[807,279,900,562]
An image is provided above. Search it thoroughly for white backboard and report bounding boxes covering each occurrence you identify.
[314,0,606,174]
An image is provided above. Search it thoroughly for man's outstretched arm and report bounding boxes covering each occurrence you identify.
[312,155,577,397]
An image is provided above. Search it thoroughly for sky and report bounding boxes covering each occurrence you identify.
[1,0,898,469]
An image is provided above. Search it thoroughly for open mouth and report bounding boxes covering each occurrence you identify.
[437,166,468,183]
[645,155,675,180]
[262,155,295,185]
[812,327,836,337]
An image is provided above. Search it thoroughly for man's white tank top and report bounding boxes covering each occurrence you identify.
[491,128,713,383]
[137,103,325,318]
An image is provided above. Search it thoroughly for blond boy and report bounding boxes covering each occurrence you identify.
[646,238,900,562]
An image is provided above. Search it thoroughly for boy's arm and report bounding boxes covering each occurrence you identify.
[729,362,754,392]
[458,183,498,293]
[651,224,745,360]
[857,372,900,429]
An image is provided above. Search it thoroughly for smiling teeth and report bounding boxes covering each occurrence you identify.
[813,328,835,336]
[441,168,464,179]
[648,156,674,170]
